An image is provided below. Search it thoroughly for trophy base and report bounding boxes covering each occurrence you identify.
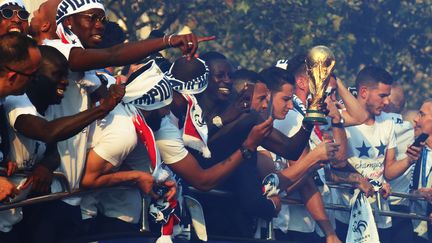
[304,110,328,125]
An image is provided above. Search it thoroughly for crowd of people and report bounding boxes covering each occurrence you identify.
[0,0,431,243]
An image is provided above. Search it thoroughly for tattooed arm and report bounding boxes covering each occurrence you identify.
[325,165,375,197]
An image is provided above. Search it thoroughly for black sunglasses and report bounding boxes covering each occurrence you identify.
[0,8,30,21]
[3,65,37,79]
[77,13,108,24]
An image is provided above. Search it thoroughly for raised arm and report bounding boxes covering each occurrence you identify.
[68,34,215,72]
[336,78,368,126]
[324,97,348,168]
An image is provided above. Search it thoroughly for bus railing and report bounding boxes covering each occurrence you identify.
[1,171,430,241]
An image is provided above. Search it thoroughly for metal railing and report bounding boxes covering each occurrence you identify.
[0,171,430,241]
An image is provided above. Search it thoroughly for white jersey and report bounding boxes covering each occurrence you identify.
[43,39,101,205]
[380,112,414,206]
[334,114,396,228]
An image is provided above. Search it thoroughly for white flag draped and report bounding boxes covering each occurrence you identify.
[346,189,380,243]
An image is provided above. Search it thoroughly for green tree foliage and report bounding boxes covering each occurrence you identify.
[106,0,431,109]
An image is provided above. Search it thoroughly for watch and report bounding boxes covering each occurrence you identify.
[240,145,255,160]
[212,116,223,128]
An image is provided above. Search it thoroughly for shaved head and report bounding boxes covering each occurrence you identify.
[29,0,61,42]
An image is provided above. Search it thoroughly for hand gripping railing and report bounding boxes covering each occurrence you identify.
[1,171,430,242]
[189,184,431,241]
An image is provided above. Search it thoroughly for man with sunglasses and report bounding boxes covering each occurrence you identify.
[0,0,29,36]
[0,32,40,203]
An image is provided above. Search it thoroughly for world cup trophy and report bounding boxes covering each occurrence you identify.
[303,45,336,125]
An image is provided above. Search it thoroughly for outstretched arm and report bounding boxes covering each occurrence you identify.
[169,117,274,191]
[15,85,124,144]
[80,149,160,199]
[325,165,375,197]
[68,34,215,72]
[384,146,421,180]
[261,124,312,161]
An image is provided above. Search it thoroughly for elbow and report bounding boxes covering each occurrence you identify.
[190,175,218,192]
[80,176,96,189]
[41,133,58,144]
[191,180,215,192]
[384,171,395,181]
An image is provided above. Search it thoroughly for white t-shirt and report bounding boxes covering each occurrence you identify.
[155,113,189,165]
[380,112,414,206]
[1,95,60,232]
[43,39,101,205]
[81,104,146,224]
[88,104,137,167]
[334,114,396,228]
[3,94,46,169]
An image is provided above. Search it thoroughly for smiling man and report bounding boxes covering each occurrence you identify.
[0,32,38,205]
[0,0,29,36]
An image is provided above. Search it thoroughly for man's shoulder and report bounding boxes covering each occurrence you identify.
[43,39,82,60]
[378,112,403,124]
[4,94,35,111]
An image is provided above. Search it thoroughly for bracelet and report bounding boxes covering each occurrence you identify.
[162,35,168,47]
[167,34,174,47]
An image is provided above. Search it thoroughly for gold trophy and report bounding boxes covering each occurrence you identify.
[303,45,336,125]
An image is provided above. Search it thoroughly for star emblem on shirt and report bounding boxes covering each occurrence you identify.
[356,141,371,158]
[375,141,387,156]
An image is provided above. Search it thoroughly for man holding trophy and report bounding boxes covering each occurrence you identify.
[266,46,367,242]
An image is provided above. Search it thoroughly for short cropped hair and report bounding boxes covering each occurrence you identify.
[232,69,263,93]
[259,66,295,93]
[287,53,307,79]
[200,51,227,65]
[0,32,38,74]
[355,66,393,90]
[37,45,69,77]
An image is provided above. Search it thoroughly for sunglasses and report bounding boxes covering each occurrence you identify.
[3,65,37,79]
[0,8,30,21]
[77,13,108,24]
